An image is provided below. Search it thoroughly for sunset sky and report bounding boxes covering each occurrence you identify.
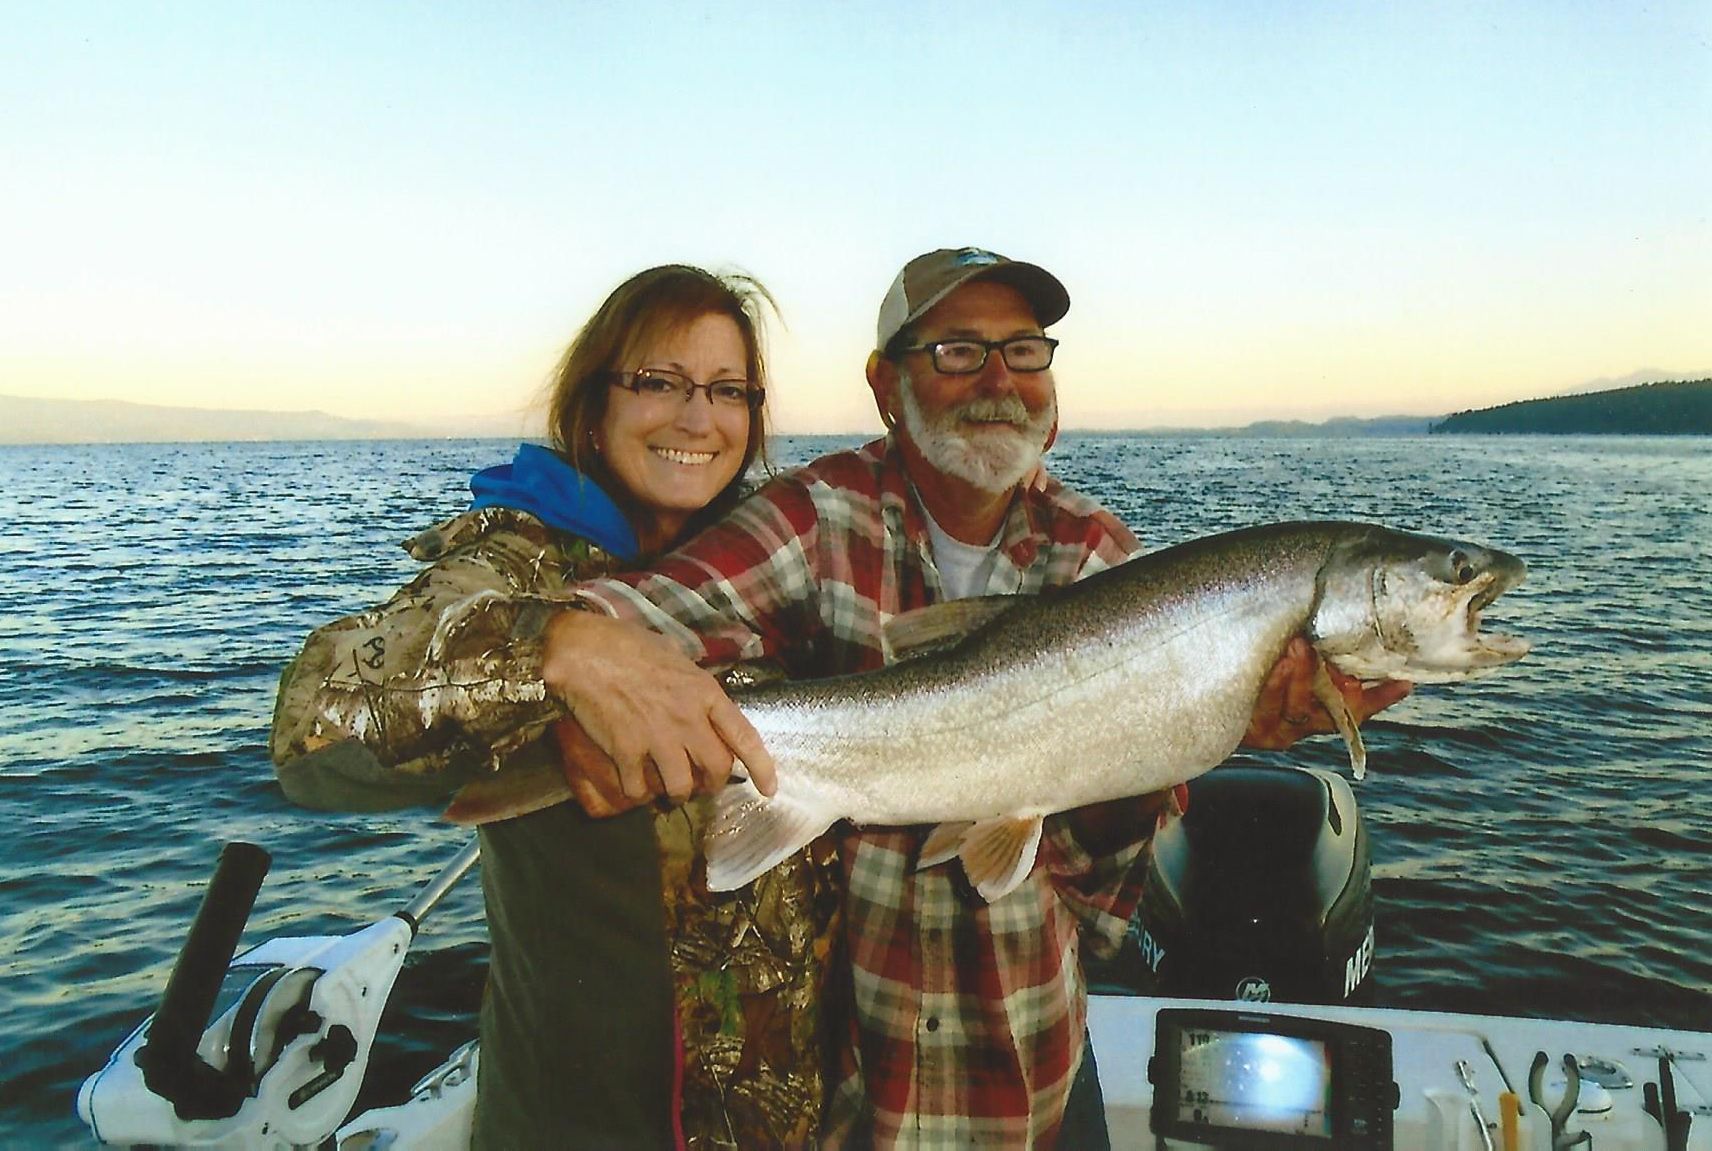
[3,2,1708,433]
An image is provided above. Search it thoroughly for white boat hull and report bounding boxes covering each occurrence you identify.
[333,995,1712,1150]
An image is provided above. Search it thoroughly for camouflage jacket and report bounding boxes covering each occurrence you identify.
[270,506,841,1148]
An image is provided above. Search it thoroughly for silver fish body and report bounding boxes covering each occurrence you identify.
[707,521,1528,898]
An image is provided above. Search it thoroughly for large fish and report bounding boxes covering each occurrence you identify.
[695,521,1528,900]
[447,521,1528,902]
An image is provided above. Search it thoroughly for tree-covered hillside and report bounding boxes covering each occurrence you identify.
[1431,379,1712,434]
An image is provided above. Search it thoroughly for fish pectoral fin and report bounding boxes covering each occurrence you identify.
[883,596,1021,662]
[955,816,1046,903]
[442,762,575,826]
[917,821,975,870]
[704,778,839,893]
[1311,663,1368,781]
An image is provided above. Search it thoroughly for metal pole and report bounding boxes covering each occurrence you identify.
[396,837,481,935]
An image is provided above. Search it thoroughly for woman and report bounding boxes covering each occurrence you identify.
[270,266,840,1148]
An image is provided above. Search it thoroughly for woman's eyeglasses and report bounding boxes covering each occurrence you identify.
[610,369,764,410]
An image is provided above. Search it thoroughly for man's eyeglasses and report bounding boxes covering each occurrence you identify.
[894,336,1058,376]
[610,369,764,410]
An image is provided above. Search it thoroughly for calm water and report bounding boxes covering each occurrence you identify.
[2,434,1709,1145]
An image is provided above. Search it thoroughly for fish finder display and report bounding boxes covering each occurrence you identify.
[1174,1028,1332,1136]
[1151,1009,1395,1150]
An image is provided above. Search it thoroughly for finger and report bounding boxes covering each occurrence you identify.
[1257,639,1296,699]
[554,718,624,794]
[1322,661,1409,712]
[1250,650,1291,724]
[1172,783,1190,815]
[1282,638,1320,727]
[649,745,697,804]
[1242,642,1303,748]
[1289,636,1317,682]
[708,696,776,797]
[566,771,637,818]
[553,715,602,762]
[606,733,656,801]
[1351,678,1412,723]
[553,720,642,817]
[682,728,737,793]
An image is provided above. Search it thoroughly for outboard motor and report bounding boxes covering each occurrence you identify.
[1089,762,1373,1005]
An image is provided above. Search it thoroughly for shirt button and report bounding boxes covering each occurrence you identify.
[925,1017,940,1032]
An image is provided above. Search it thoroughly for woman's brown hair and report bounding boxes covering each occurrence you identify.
[546,265,777,547]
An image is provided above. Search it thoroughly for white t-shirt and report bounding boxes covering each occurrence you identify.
[921,504,1003,601]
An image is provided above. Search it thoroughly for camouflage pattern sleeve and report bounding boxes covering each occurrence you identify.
[269,508,621,812]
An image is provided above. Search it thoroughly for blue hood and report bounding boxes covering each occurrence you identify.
[468,443,640,562]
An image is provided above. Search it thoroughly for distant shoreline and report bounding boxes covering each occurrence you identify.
[5,380,1708,445]
[1428,378,1711,435]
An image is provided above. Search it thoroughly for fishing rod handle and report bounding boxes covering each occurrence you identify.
[146,840,272,1060]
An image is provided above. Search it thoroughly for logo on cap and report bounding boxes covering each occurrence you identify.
[952,248,1002,267]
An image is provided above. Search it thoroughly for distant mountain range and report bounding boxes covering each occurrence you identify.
[6,377,1708,444]
[0,394,530,445]
[1134,415,1439,438]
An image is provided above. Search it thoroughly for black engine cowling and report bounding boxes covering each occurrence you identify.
[1088,761,1374,1005]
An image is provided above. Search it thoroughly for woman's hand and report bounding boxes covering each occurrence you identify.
[1242,636,1411,750]
[541,610,776,817]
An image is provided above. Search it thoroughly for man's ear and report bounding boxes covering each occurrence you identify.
[866,350,899,429]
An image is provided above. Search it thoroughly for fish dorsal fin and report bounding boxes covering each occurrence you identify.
[703,776,840,892]
[915,816,1046,902]
[884,596,1022,662]
[1312,664,1368,780]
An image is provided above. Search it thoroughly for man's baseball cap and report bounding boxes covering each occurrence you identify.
[875,247,1070,352]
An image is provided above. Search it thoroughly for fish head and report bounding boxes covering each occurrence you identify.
[1310,527,1530,683]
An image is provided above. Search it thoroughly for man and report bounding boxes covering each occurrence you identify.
[540,247,1405,1146]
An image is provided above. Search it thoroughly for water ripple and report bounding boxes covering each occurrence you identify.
[2,435,1710,1145]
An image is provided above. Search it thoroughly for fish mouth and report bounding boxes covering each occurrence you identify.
[1458,566,1530,667]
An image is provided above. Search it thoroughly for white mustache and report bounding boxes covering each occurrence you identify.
[954,396,1031,426]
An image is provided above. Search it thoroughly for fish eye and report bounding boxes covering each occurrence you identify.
[1449,550,1476,583]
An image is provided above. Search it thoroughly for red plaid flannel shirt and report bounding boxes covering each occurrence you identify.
[576,436,1155,1148]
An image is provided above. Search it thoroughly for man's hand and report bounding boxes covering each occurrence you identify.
[1242,636,1411,750]
[541,610,776,817]
[552,717,644,817]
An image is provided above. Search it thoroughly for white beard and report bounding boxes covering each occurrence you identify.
[896,373,1055,493]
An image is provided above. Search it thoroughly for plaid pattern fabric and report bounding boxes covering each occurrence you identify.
[576,436,1156,1147]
